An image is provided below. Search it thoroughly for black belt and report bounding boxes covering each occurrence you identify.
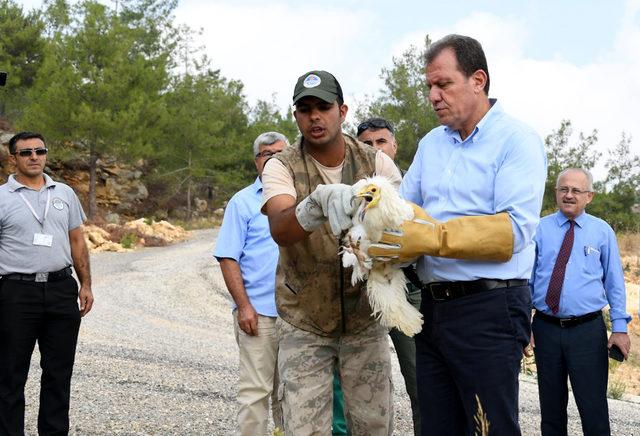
[2,266,72,283]
[423,279,529,302]
[534,310,601,328]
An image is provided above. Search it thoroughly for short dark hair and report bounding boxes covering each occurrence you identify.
[8,131,46,154]
[356,118,395,137]
[426,34,490,94]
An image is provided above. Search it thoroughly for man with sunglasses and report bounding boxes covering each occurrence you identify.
[530,168,630,435]
[261,70,401,434]
[214,132,288,435]
[357,117,421,436]
[367,35,547,434]
[0,131,93,435]
[356,118,398,162]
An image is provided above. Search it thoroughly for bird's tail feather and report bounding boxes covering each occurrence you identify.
[366,268,423,336]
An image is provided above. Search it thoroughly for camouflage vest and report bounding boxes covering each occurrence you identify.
[274,134,378,337]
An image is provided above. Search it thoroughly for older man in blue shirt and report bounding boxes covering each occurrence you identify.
[530,167,631,436]
[369,34,547,435]
[214,132,288,436]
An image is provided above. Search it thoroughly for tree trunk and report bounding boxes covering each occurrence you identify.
[186,149,192,221]
[187,180,192,221]
[88,143,98,219]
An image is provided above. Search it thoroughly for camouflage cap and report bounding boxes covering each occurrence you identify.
[293,70,344,105]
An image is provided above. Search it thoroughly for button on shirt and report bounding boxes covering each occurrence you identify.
[400,99,547,283]
[530,211,631,333]
[214,177,278,317]
[0,174,86,274]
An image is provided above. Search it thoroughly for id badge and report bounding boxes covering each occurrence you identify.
[33,233,53,247]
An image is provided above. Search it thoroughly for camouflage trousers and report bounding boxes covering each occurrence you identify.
[276,318,393,436]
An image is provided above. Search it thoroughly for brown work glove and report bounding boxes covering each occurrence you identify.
[368,203,514,262]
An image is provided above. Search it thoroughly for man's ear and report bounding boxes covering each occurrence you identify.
[339,104,348,122]
[471,69,488,94]
[585,191,595,206]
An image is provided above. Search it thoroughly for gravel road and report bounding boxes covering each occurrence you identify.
[22,229,640,435]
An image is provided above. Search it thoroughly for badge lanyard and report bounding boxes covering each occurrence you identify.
[18,188,51,228]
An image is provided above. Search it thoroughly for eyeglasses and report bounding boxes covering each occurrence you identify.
[255,150,277,159]
[556,187,591,196]
[357,118,395,137]
[14,147,48,157]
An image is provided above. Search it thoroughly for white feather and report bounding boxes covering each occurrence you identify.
[341,176,423,336]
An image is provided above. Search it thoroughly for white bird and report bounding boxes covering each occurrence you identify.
[340,175,423,336]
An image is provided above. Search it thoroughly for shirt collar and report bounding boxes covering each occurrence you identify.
[554,209,587,228]
[7,173,57,192]
[252,176,263,194]
[444,98,501,143]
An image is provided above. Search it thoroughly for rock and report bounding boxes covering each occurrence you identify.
[194,197,208,213]
[93,241,127,252]
[105,213,120,224]
[214,208,224,218]
[151,220,188,242]
[121,218,189,245]
[83,225,110,246]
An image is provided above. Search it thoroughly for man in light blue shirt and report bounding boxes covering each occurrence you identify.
[213,132,288,435]
[368,34,547,435]
[530,167,631,436]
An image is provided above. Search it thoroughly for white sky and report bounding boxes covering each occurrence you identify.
[173,0,640,180]
[19,0,640,180]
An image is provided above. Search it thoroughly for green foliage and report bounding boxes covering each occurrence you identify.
[247,99,299,144]
[353,35,439,170]
[589,134,640,232]
[542,120,600,214]
[0,0,46,116]
[120,232,137,249]
[607,375,626,400]
[154,68,250,209]
[18,0,174,217]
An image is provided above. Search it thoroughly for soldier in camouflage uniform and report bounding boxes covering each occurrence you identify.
[261,70,402,435]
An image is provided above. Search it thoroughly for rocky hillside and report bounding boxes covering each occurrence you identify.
[1,130,149,219]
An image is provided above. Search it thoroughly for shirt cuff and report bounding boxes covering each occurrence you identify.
[611,318,628,333]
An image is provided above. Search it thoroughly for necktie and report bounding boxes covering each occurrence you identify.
[545,220,575,315]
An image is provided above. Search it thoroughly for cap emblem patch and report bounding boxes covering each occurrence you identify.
[303,74,321,88]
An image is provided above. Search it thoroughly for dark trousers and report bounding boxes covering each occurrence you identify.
[389,283,421,436]
[532,314,610,436]
[0,277,81,436]
[416,285,531,436]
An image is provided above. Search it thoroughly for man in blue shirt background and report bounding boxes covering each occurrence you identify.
[368,34,547,434]
[530,167,631,436]
[213,131,288,435]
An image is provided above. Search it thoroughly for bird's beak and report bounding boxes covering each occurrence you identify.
[355,186,380,210]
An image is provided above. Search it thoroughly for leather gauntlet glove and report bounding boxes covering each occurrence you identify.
[368,203,514,262]
[295,183,356,235]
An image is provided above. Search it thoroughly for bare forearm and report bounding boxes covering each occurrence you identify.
[70,233,91,287]
[219,258,252,308]
[268,206,310,246]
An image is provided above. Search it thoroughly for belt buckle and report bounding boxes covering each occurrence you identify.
[430,284,450,302]
[558,318,571,328]
[35,272,48,282]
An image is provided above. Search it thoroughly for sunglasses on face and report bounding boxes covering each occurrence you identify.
[14,147,48,157]
[357,119,395,137]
